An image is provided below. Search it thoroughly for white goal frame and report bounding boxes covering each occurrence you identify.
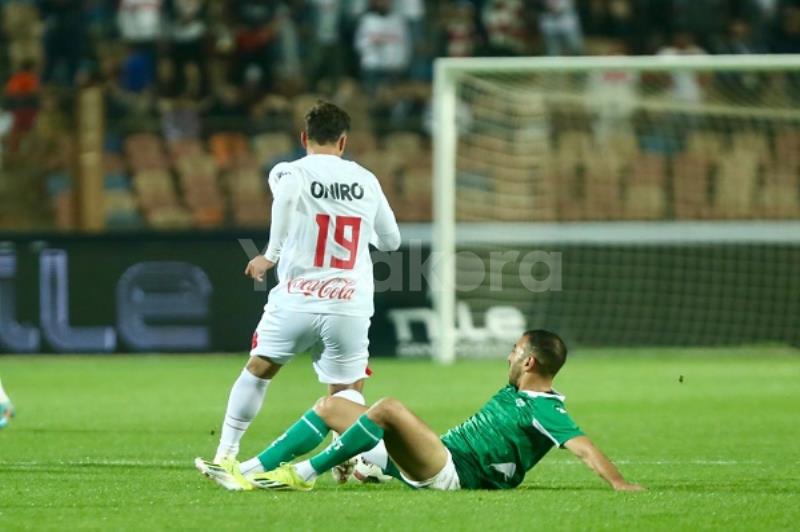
[431,54,800,365]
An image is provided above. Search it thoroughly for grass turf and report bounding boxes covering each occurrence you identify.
[1,347,799,531]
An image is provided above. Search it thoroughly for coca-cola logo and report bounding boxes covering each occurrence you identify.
[286,277,356,300]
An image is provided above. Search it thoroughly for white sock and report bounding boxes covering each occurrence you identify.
[332,388,365,405]
[239,457,264,476]
[361,439,389,470]
[215,369,270,461]
[294,460,318,482]
[0,379,8,403]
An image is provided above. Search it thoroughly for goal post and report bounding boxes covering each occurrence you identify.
[431,54,800,364]
[432,59,459,365]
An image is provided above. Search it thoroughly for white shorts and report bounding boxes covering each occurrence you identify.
[250,307,371,385]
[399,449,461,491]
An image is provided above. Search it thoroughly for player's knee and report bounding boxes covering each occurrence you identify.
[368,397,404,426]
[313,396,336,419]
[328,380,364,395]
[246,356,281,379]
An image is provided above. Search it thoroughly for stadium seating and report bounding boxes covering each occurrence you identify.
[101,104,800,230]
[624,153,666,220]
[253,132,294,167]
[227,168,270,227]
[715,151,761,219]
[673,153,713,219]
[583,155,623,220]
[209,132,249,170]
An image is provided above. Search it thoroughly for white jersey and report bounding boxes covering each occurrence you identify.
[263,154,401,317]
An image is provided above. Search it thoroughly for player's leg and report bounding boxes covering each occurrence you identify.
[213,308,316,462]
[312,315,372,415]
[248,393,451,491]
[313,314,372,395]
[214,356,280,462]
[313,315,376,480]
[251,396,447,490]
[238,395,368,476]
[309,397,448,482]
[0,376,14,429]
[329,379,365,395]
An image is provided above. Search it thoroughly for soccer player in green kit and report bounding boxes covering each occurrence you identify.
[196,330,644,492]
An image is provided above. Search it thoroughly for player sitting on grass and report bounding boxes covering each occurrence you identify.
[0,376,14,429]
[196,330,644,492]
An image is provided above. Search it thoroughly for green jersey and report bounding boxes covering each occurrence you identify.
[441,384,583,490]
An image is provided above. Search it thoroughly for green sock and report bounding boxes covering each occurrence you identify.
[309,414,384,474]
[383,458,402,480]
[257,409,329,471]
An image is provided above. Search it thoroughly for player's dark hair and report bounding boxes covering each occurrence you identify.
[304,100,351,145]
[523,330,567,377]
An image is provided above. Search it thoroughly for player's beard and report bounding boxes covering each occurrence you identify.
[508,362,522,388]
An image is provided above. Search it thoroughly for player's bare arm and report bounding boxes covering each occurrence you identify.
[564,435,645,491]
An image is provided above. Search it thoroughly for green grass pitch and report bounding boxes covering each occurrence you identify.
[1,347,799,531]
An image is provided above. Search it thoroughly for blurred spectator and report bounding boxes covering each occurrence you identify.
[657,31,707,103]
[84,0,116,41]
[156,56,180,100]
[395,0,428,79]
[119,45,155,93]
[538,0,584,56]
[441,1,478,57]
[716,18,765,54]
[771,5,800,53]
[348,0,369,18]
[2,1,43,72]
[273,2,305,93]
[772,5,800,101]
[587,42,638,139]
[158,57,204,144]
[0,106,11,169]
[167,0,208,91]
[206,84,247,130]
[40,0,85,87]
[481,0,528,55]
[671,0,729,50]
[354,0,410,95]
[715,19,768,102]
[118,0,163,45]
[308,0,345,90]
[240,64,267,111]
[739,0,778,49]
[233,1,279,90]
[4,59,40,150]
[627,1,674,53]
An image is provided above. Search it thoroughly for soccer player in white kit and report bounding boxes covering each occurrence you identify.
[208,101,401,466]
[0,376,13,429]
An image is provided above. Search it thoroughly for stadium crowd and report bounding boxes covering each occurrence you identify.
[1,0,800,230]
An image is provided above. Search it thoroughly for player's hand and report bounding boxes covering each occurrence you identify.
[244,255,275,282]
[613,482,646,492]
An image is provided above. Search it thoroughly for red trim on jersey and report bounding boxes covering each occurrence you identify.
[251,331,258,350]
[365,367,373,376]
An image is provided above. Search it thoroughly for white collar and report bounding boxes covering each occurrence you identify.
[519,389,566,402]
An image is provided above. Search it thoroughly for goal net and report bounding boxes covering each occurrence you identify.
[431,55,800,363]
